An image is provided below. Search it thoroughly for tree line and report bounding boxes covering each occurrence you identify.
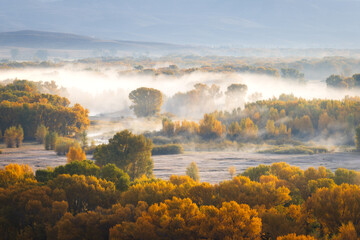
[0,80,89,139]
[1,160,360,239]
[156,94,360,147]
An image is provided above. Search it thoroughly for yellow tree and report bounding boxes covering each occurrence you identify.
[66,146,86,163]
[199,114,225,139]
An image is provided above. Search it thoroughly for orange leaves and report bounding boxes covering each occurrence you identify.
[110,197,262,240]
[306,184,360,235]
[0,163,35,187]
[66,146,86,163]
[199,113,225,139]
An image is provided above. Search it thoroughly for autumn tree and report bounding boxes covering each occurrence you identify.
[35,124,48,144]
[227,122,242,140]
[277,233,316,240]
[186,161,200,181]
[225,83,248,110]
[355,126,360,151]
[306,184,360,235]
[4,125,23,148]
[199,114,225,139]
[66,146,86,163]
[44,131,58,150]
[333,222,358,240]
[0,164,35,187]
[129,87,163,117]
[48,174,116,214]
[94,130,153,180]
[228,166,236,178]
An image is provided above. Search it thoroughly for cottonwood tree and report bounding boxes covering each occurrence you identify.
[94,130,153,180]
[129,87,163,117]
[186,161,200,181]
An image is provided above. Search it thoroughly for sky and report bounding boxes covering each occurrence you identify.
[1,0,360,48]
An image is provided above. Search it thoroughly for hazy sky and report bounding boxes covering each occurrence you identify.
[1,0,360,48]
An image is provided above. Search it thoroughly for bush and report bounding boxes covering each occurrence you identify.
[55,137,79,155]
[151,136,173,145]
[258,145,328,155]
[151,144,184,155]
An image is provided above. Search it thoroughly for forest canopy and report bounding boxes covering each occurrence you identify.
[0,162,359,239]
[0,80,90,139]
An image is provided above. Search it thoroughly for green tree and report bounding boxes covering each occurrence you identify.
[94,130,153,180]
[129,87,163,117]
[100,164,130,191]
[186,161,200,181]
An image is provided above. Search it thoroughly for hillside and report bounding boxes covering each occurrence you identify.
[0,30,183,51]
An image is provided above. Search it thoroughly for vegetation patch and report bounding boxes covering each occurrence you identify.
[151,144,184,155]
[258,145,328,155]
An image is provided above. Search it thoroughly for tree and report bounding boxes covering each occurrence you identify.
[100,164,130,191]
[94,130,153,180]
[76,130,88,149]
[333,222,358,240]
[277,233,316,240]
[186,161,200,181]
[129,87,163,117]
[4,125,23,148]
[15,125,24,148]
[306,184,360,235]
[355,126,360,151]
[199,114,225,139]
[44,132,58,150]
[229,166,236,178]
[225,83,248,110]
[48,174,116,214]
[66,146,86,163]
[35,125,48,144]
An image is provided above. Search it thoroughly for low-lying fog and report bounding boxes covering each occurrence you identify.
[2,65,360,134]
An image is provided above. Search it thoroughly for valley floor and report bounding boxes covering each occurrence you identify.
[1,142,359,183]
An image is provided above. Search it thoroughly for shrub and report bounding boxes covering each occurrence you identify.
[55,137,79,155]
[151,144,184,155]
[151,136,172,145]
[258,145,328,155]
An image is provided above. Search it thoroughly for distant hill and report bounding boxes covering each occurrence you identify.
[0,30,184,51]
